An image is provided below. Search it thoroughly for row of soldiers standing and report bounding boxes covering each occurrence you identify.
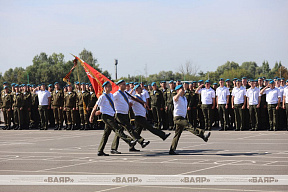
[0,81,98,130]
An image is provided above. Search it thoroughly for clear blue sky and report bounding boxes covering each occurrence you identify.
[1,0,287,79]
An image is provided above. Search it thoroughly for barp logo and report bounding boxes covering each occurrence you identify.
[44,177,74,183]
[249,177,278,183]
[112,177,142,183]
[181,177,210,183]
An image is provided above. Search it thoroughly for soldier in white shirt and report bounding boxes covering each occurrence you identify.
[89,81,137,156]
[195,80,216,131]
[246,80,261,131]
[131,85,170,141]
[231,79,247,131]
[260,80,281,131]
[216,78,230,131]
[275,78,285,130]
[169,85,211,155]
[282,80,288,131]
[111,80,150,154]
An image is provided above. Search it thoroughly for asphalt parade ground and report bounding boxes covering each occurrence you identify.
[0,125,287,192]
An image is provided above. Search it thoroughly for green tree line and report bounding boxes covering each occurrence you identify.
[0,48,287,90]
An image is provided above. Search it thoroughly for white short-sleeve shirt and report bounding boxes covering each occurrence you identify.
[283,87,288,103]
[113,90,130,114]
[198,87,215,105]
[216,86,230,104]
[246,87,260,105]
[232,87,246,104]
[36,90,51,106]
[96,93,115,116]
[131,94,147,117]
[263,88,280,105]
[173,96,187,118]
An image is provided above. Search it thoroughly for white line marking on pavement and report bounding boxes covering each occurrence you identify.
[95,186,127,192]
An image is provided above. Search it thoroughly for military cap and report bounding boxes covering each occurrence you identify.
[116,79,125,85]
[213,83,217,85]
[205,80,210,84]
[3,82,7,84]
[134,84,141,90]
[151,82,156,86]
[129,82,134,84]
[86,83,90,85]
[233,78,238,81]
[183,81,189,84]
[242,77,247,79]
[125,83,129,85]
[75,82,80,85]
[175,84,183,91]
[225,79,230,82]
[269,80,275,84]
[274,76,278,79]
[192,81,197,83]
[169,80,174,84]
[198,80,203,83]
[11,83,16,86]
[236,79,241,82]
[286,80,288,82]
[144,84,147,87]
[15,84,19,87]
[102,81,110,87]
[134,82,139,85]
[54,82,59,85]
[219,78,224,81]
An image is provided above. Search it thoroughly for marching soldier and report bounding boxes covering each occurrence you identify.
[111,80,150,154]
[89,81,137,156]
[64,84,77,130]
[12,84,24,130]
[169,84,211,155]
[150,82,165,129]
[51,82,64,130]
[1,86,13,130]
[76,83,90,130]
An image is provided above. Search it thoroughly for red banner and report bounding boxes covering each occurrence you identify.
[74,56,118,98]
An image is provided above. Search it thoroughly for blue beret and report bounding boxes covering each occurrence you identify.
[80,82,85,85]
[144,84,147,87]
[242,77,247,79]
[175,84,183,91]
[169,80,174,84]
[225,79,230,82]
[258,77,263,80]
[134,82,139,85]
[274,76,278,79]
[213,83,217,85]
[102,81,110,87]
[183,81,189,84]
[54,82,58,85]
[269,80,275,84]
[233,78,238,81]
[151,82,156,86]
[219,78,224,81]
[262,76,266,79]
[134,84,141,90]
[11,83,16,86]
[4,86,8,89]
[125,83,129,85]
[198,80,203,83]
[3,82,7,84]
[236,79,241,82]
[86,83,89,85]
[48,84,52,87]
[31,85,35,88]
[192,81,197,83]
[176,80,181,82]
[160,81,166,83]
[116,79,125,85]
[15,84,19,87]
[205,80,210,84]
[286,80,288,82]
[75,82,80,85]
[129,82,134,84]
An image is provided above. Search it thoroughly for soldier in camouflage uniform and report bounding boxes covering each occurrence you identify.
[30,85,40,129]
[51,82,64,130]
[149,82,165,129]
[64,84,77,130]
[165,80,176,130]
[76,83,90,130]
[87,84,98,129]
[22,84,32,129]
[12,85,24,130]
[1,86,13,130]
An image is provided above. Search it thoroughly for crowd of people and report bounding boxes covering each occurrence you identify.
[1,76,287,155]
[1,77,288,133]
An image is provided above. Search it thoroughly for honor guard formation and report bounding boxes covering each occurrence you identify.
[1,76,288,155]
